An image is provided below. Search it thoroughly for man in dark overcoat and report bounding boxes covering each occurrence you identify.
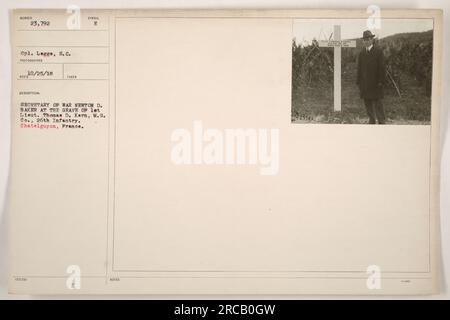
[356,30,387,124]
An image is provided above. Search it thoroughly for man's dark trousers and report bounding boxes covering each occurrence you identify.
[364,99,385,124]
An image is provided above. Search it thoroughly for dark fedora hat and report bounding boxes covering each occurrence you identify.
[362,30,376,39]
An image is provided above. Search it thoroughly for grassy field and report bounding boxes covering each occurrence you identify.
[291,61,431,125]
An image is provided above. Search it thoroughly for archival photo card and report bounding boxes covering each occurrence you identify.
[8,9,443,295]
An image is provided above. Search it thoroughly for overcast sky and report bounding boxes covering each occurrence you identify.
[293,19,433,46]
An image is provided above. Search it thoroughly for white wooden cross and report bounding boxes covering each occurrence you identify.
[318,25,356,111]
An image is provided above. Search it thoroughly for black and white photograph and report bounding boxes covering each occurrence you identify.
[291,19,434,124]
[1,4,448,301]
